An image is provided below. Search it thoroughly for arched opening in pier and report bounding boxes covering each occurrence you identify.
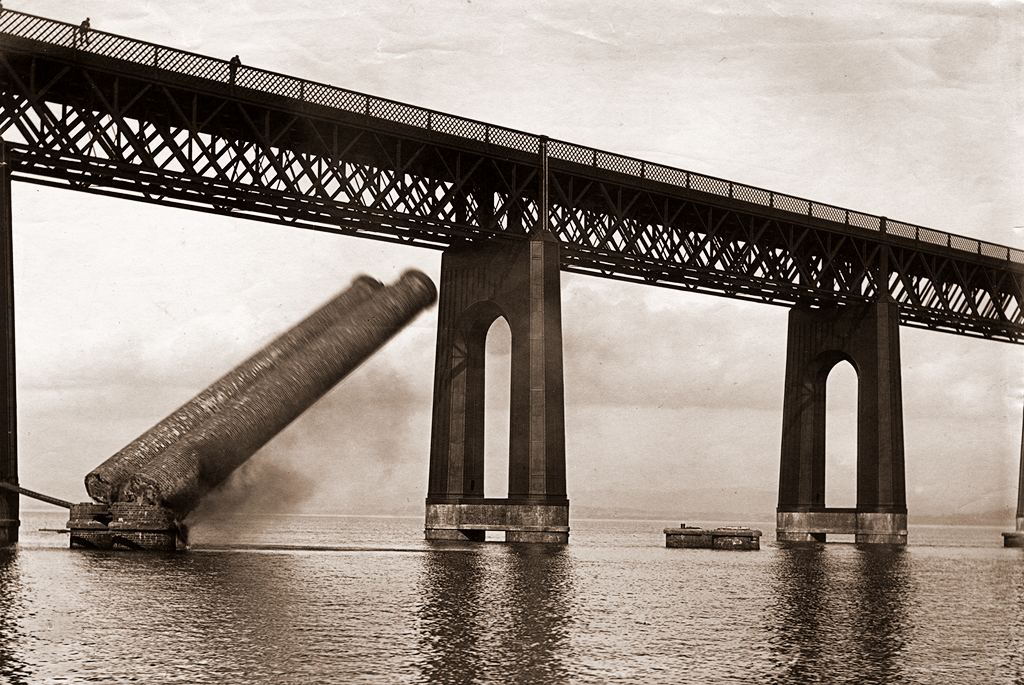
[825,360,858,509]
[484,317,511,499]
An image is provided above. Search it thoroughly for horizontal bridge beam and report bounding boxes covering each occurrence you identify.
[1,9,1022,343]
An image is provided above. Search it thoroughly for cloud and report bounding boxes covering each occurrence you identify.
[561,274,788,411]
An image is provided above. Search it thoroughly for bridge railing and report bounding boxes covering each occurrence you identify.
[2,9,1022,265]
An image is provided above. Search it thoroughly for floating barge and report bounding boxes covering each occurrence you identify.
[664,524,762,550]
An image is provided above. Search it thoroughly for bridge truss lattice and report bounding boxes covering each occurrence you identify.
[0,10,1021,342]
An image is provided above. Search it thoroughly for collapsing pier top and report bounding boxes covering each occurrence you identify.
[66,271,436,550]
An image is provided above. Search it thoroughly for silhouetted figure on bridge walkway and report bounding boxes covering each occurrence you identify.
[77,18,90,47]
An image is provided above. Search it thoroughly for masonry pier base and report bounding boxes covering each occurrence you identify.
[776,509,907,544]
[68,502,179,551]
[1002,521,1024,548]
[664,525,762,550]
[425,500,569,543]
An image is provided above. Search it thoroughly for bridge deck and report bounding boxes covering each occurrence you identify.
[0,9,1021,342]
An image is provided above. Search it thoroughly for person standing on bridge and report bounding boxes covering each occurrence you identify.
[77,18,91,48]
[229,55,241,87]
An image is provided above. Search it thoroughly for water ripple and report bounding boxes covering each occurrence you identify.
[6,513,1024,683]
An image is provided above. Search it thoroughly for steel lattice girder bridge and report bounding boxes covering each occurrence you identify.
[0,11,1022,343]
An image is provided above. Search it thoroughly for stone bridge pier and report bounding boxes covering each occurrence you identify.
[1002,406,1024,547]
[0,143,17,547]
[424,230,569,543]
[777,297,908,544]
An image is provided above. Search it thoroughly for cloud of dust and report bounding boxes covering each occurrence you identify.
[175,323,436,537]
[184,452,318,524]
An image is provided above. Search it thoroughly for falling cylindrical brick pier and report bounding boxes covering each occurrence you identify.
[116,270,436,517]
[73,270,436,549]
[84,275,385,504]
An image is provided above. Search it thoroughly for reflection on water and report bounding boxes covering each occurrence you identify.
[504,545,575,682]
[0,549,32,684]
[418,549,486,683]
[417,544,575,684]
[4,513,1024,683]
[767,545,912,684]
[851,547,912,681]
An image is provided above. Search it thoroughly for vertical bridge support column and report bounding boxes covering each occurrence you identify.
[0,142,17,547]
[776,298,907,544]
[1002,405,1024,547]
[425,231,568,543]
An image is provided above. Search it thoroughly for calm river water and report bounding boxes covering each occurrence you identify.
[2,511,1023,684]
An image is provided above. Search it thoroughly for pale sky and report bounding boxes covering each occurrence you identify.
[7,0,1024,522]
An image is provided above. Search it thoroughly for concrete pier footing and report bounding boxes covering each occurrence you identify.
[1002,530,1024,548]
[1003,514,1024,548]
[776,510,907,544]
[425,501,569,543]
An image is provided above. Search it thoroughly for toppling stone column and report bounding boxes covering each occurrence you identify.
[425,232,568,543]
[85,275,384,503]
[113,271,437,518]
[71,271,435,550]
[776,298,907,544]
